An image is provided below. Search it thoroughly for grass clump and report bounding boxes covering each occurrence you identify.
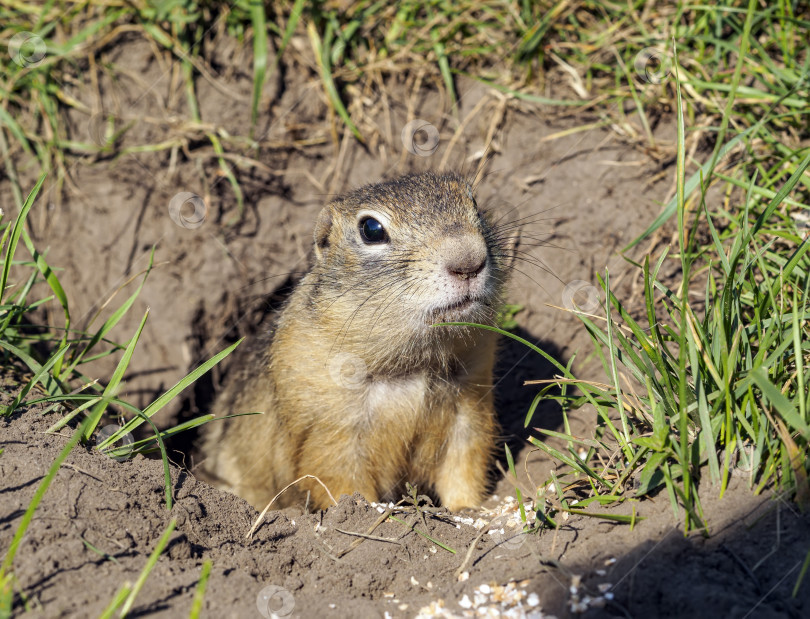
[0,175,238,612]
[515,28,809,532]
[4,1,805,214]
[0,176,238,471]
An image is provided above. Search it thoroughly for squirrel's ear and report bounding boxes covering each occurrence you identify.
[313,206,333,262]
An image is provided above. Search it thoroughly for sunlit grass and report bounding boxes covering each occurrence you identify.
[515,34,809,534]
[2,1,807,215]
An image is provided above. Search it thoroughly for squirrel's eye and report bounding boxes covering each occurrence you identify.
[359,217,388,244]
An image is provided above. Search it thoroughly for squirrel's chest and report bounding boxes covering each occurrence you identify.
[364,375,427,421]
[358,375,456,433]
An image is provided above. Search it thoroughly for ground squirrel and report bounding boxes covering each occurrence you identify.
[201,172,515,511]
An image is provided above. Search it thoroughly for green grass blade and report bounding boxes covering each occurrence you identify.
[66,249,154,374]
[0,173,45,306]
[563,509,643,524]
[388,515,455,553]
[3,344,68,416]
[118,518,177,617]
[248,0,268,131]
[133,410,174,510]
[504,443,527,522]
[749,368,809,439]
[624,128,754,250]
[84,309,149,440]
[98,338,243,446]
[189,560,212,619]
[99,584,132,619]
[308,22,363,142]
[0,340,64,400]
[752,150,810,236]
[431,30,456,108]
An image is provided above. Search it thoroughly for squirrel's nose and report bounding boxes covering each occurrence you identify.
[443,235,488,280]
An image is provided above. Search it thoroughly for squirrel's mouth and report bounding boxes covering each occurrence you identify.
[430,296,478,321]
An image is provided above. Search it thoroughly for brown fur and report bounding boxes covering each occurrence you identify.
[201,172,514,510]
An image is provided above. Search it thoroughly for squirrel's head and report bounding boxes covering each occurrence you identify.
[307,172,517,369]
